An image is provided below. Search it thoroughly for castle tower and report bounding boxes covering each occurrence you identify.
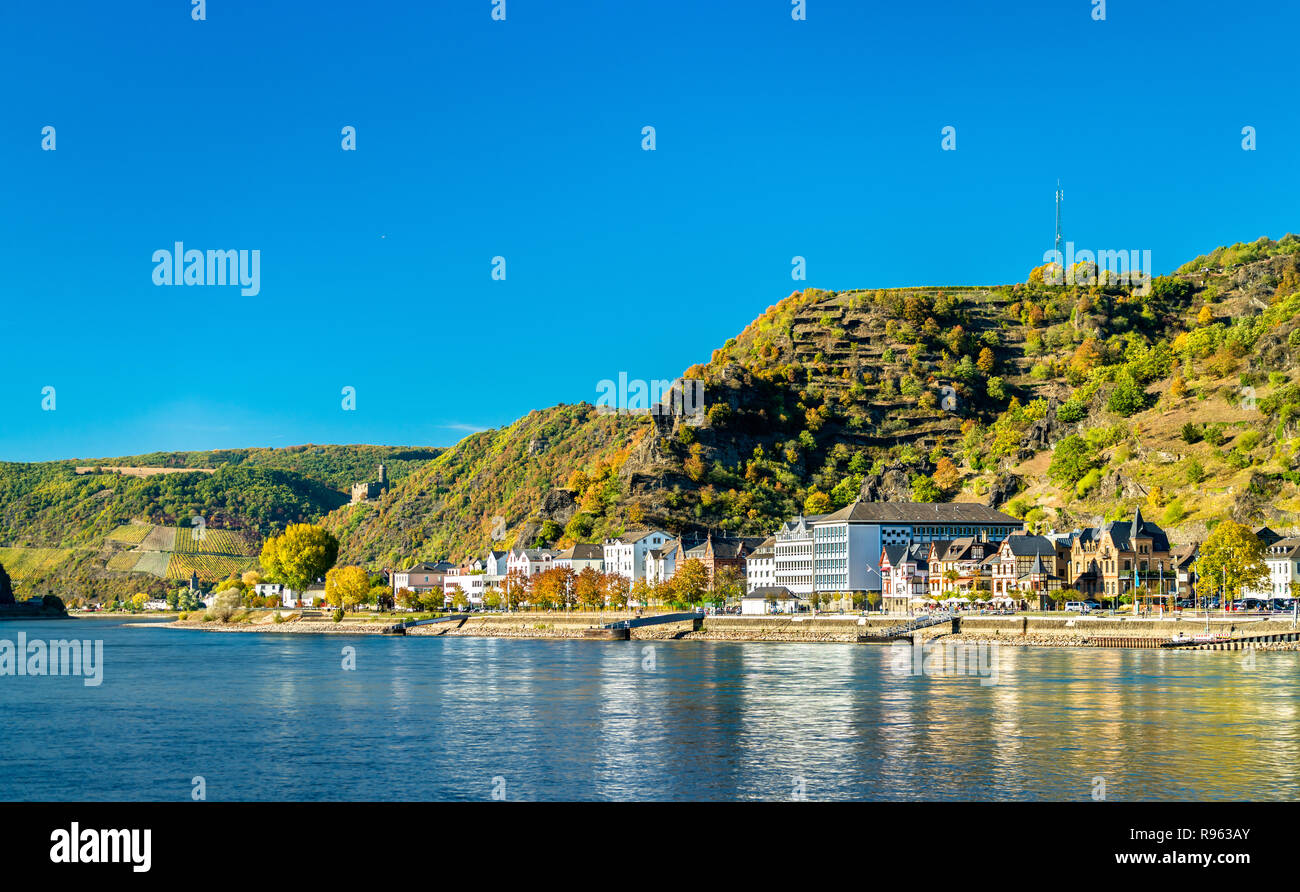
[378,464,388,490]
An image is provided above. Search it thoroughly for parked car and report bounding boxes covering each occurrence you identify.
[1064,601,1087,613]
[1083,600,1102,611]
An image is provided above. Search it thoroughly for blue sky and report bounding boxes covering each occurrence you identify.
[1,0,1295,462]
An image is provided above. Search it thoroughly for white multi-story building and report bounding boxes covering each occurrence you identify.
[774,515,820,597]
[485,550,510,581]
[745,537,776,594]
[603,530,671,583]
[645,539,688,586]
[1251,537,1300,599]
[442,568,490,606]
[555,544,605,574]
[507,548,556,578]
[812,501,1021,599]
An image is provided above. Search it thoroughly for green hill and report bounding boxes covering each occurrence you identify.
[0,444,440,600]
[326,233,1300,567]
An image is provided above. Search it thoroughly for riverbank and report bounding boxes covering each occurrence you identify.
[126,611,1300,649]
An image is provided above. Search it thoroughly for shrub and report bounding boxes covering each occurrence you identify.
[1057,399,1087,424]
[1107,377,1149,417]
[1180,422,1203,444]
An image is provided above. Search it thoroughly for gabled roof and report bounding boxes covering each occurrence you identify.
[404,560,455,573]
[744,586,799,600]
[817,500,1020,526]
[1001,534,1058,558]
[881,543,908,568]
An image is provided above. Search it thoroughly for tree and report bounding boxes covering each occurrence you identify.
[673,559,709,605]
[629,578,652,610]
[325,565,370,613]
[910,475,942,502]
[212,589,242,622]
[0,563,13,605]
[575,568,606,610]
[260,524,339,593]
[604,574,631,609]
[932,457,961,492]
[712,567,744,607]
[1047,435,1096,486]
[130,592,149,611]
[804,490,832,514]
[1107,376,1149,417]
[530,567,575,609]
[977,347,996,375]
[395,587,419,610]
[1194,521,1267,603]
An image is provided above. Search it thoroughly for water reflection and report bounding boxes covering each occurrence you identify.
[1,619,1298,801]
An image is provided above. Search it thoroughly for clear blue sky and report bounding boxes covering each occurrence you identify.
[1,0,1294,462]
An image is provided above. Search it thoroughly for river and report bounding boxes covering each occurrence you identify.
[1,618,1295,801]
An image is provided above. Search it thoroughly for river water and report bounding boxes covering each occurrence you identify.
[1,618,1295,801]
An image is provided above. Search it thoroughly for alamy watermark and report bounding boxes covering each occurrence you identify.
[1,633,103,687]
[890,639,1000,686]
[1042,241,1151,295]
[152,242,261,296]
[596,373,705,425]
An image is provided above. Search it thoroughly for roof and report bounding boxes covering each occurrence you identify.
[1000,534,1058,558]
[404,561,454,573]
[613,529,669,544]
[817,499,1020,526]
[744,586,798,599]
[557,543,604,561]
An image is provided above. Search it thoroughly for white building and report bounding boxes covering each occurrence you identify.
[554,544,605,573]
[812,501,1021,599]
[741,586,801,615]
[485,550,510,582]
[745,537,776,594]
[442,568,490,606]
[255,582,301,608]
[507,548,556,578]
[1253,537,1300,599]
[774,515,820,597]
[603,530,671,583]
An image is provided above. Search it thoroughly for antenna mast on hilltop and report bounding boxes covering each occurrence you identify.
[1054,179,1064,262]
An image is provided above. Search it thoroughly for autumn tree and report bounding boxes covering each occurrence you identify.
[531,567,570,610]
[673,559,709,605]
[1194,521,1267,603]
[325,565,371,613]
[260,524,339,593]
[711,567,744,607]
[976,347,996,375]
[629,578,652,610]
[604,574,631,609]
[575,567,606,610]
[932,457,961,492]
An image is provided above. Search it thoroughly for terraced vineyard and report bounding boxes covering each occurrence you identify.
[0,547,77,579]
[105,523,153,545]
[131,552,172,577]
[140,526,177,552]
[174,527,256,556]
[165,553,259,582]
[105,552,142,571]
